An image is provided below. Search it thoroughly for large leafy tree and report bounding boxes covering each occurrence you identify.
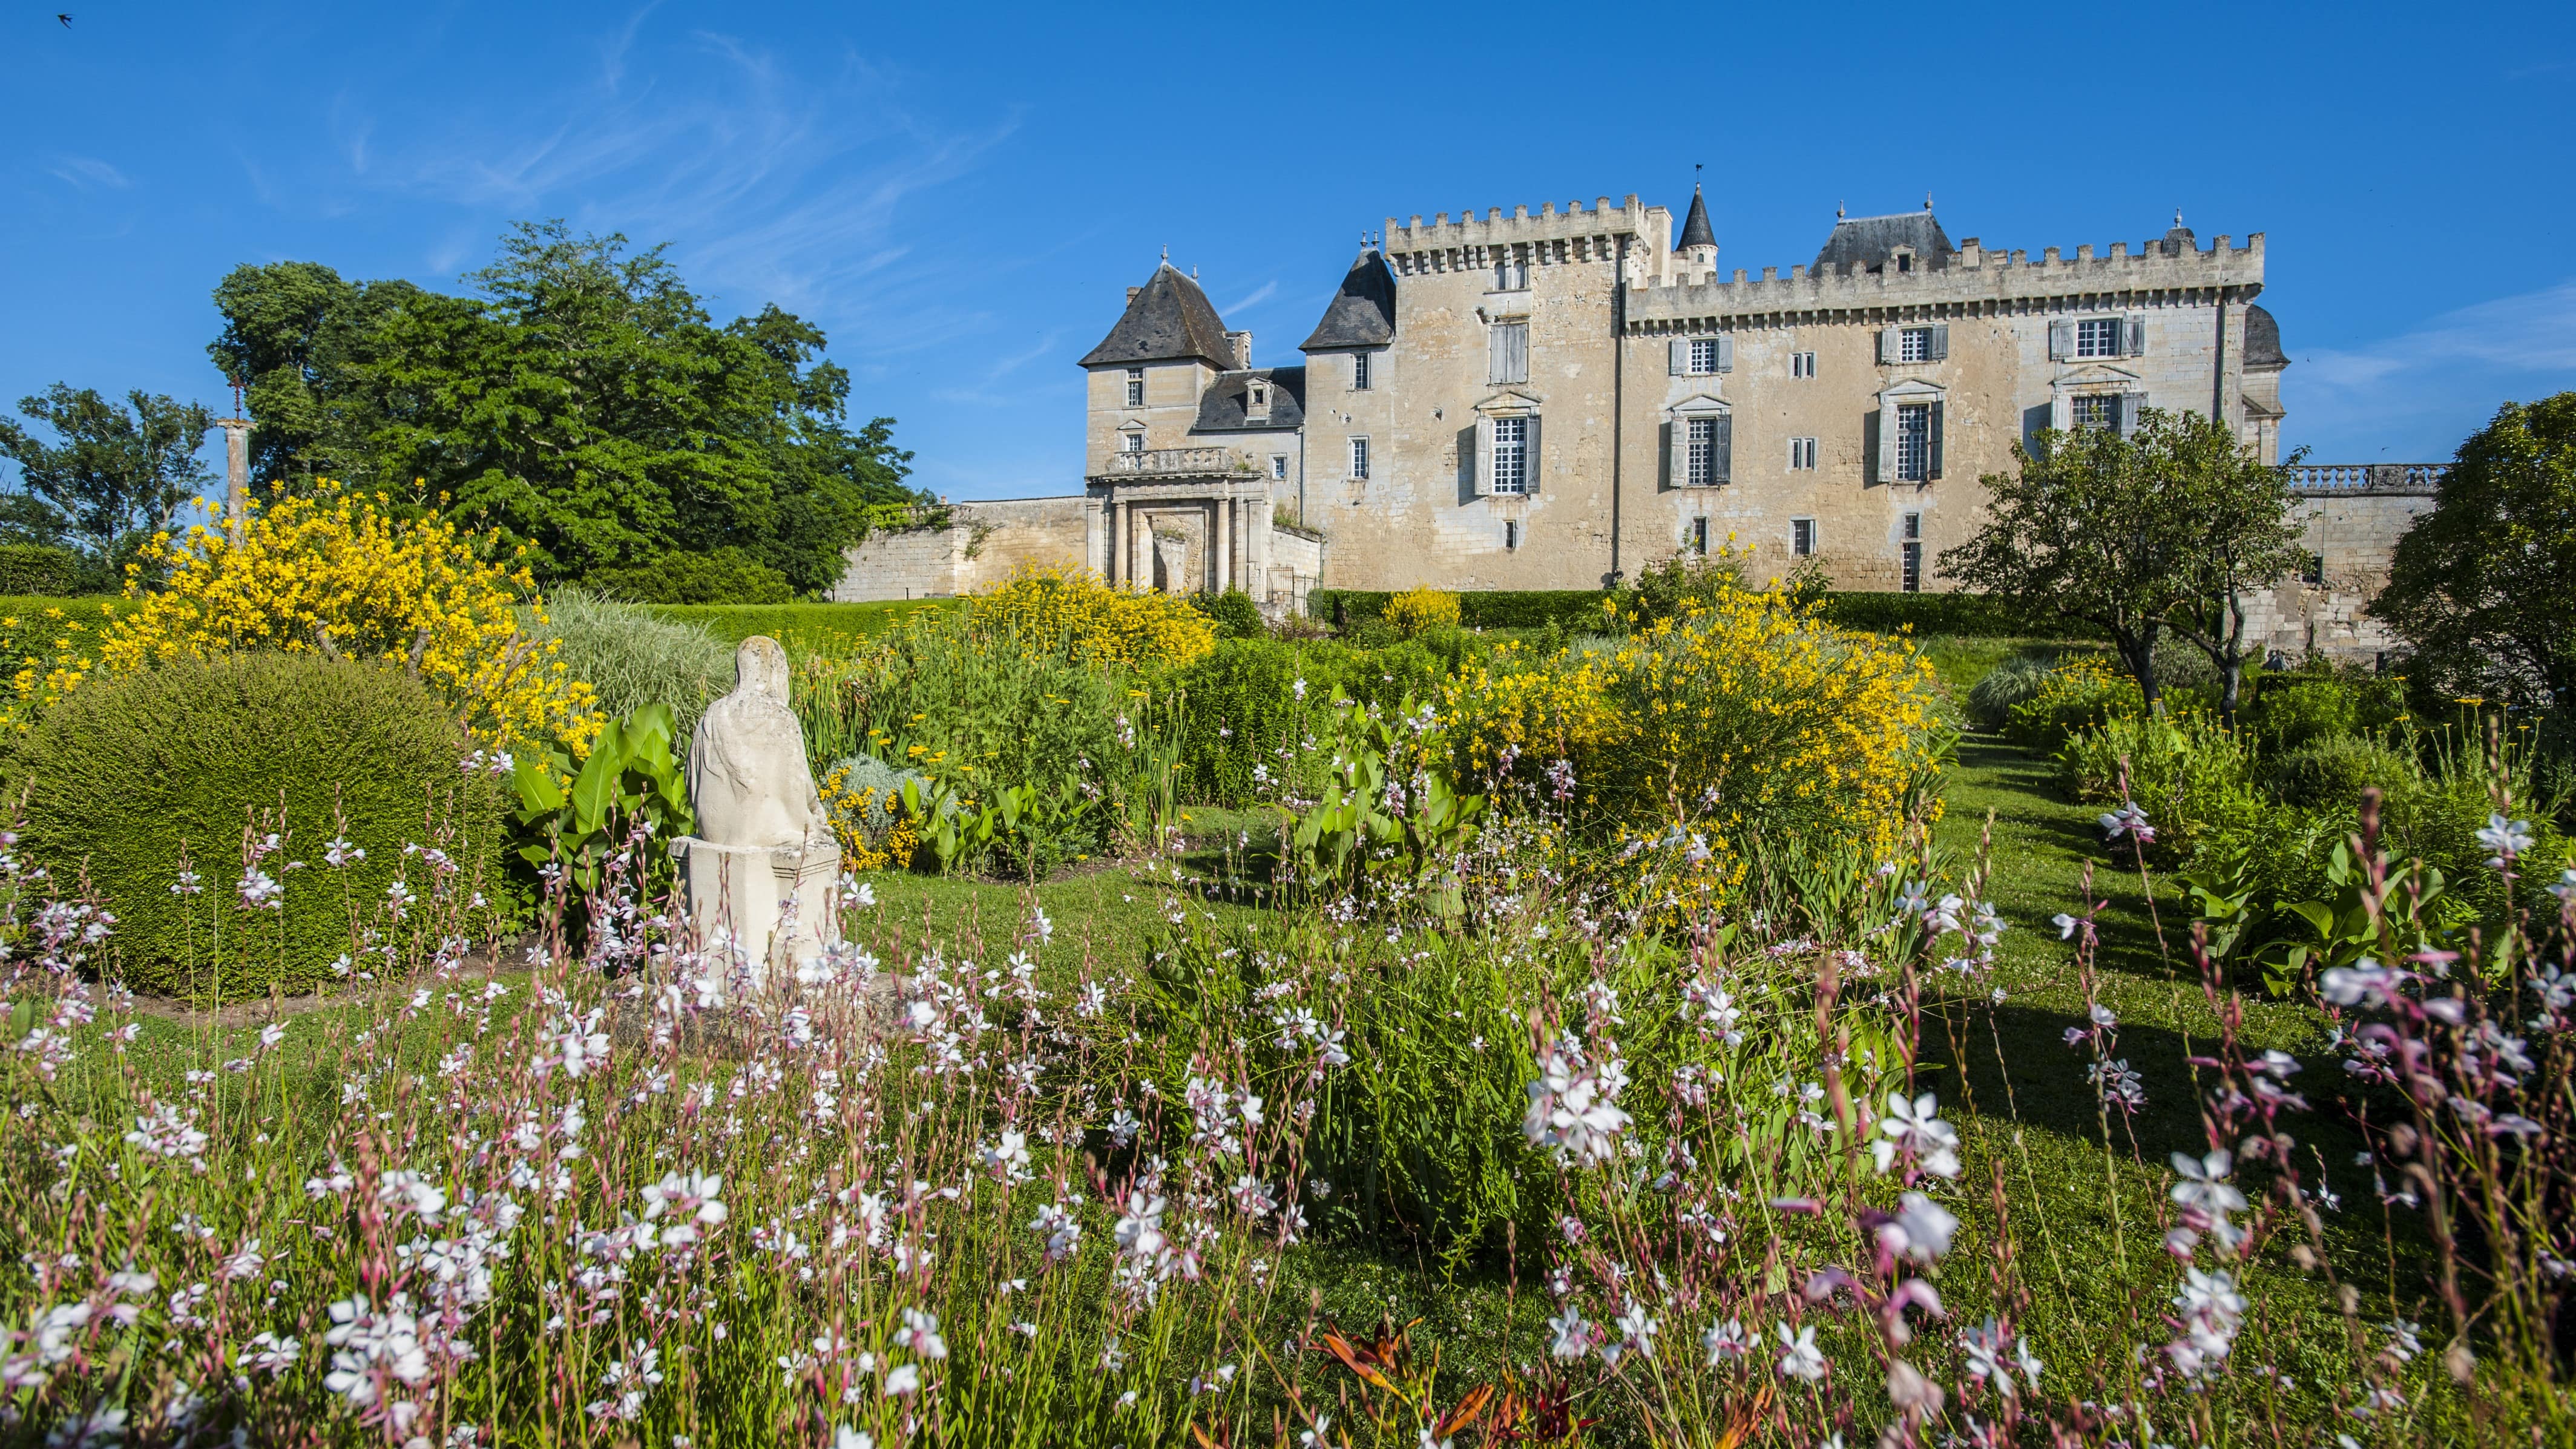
[2371,393,2576,705]
[0,384,214,572]
[1939,410,2298,717]
[2146,412,2308,726]
[206,222,921,592]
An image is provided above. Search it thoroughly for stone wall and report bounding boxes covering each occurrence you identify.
[829,497,1089,602]
[2237,486,2436,662]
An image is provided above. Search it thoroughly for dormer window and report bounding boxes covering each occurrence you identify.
[1894,250,1914,274]
[1246,381,1270,424]
[1250,383,1267,409]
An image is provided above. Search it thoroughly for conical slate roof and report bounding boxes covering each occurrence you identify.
[1079,263,1238,369]
[2242,304,2287,368]
[1676,186,1717,251]
[1299,249,1396,351]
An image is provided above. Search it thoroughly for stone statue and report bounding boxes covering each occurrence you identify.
[674,636,841,989]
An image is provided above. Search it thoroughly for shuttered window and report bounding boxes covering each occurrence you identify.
[1491,417,1528,494]
[2075,318,2122,358]
[1668,336,1735,376]
[1490,323,1529,384]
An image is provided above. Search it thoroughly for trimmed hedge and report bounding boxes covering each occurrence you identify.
[0,544,88,596]
[10,652,505,1000]
[1309,586,2088,640]
[639,599,961,655]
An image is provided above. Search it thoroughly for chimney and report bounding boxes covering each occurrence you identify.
[1126,286,1142,304]
[1227,330,1252,369]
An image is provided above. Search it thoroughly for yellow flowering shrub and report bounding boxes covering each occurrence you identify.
[1383,586,1462,638]
[1442,583,1942,907]
[818,766,922,872]
[4,487,598,752]
[967,564,1215,670]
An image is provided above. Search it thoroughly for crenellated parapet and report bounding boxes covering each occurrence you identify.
[1625,232,2266,330]
[1382,196,1669,275]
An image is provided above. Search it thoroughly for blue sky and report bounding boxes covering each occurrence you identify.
[5,2,2572,501]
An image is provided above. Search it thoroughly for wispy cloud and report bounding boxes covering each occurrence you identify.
[1223,280,1278,314]
[44,156,130,191]
[2288,278,2576,460]
[347,19,1019,364]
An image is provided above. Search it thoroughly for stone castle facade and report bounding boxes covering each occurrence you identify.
[833,184,2437,660]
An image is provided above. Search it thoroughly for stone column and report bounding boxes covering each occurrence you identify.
[1247,482,1270,607]
[1111,498,1127,585]
[215,416,252,544]
[1082,494,1103,579]
[1219,496,1235,593]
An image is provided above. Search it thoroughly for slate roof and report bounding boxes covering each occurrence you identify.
[1676,186,1717,251]
[1299,249,1397,350]
[1812,211,1954,275]
[2242,304,2287,368]
[1079,263,1238,369]
[1192,367,1307,433]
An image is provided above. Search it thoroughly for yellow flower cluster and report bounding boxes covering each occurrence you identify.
[1383,586,1461,638]
[965,564,1215,669]
[1442,583,1942,901]
[817,766,922,873]
[4,487,599,752]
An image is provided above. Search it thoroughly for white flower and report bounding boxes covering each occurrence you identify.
[2167,1150,2247,1219]
[2098,801,2155,844]
[1774,1322,1826,1381]
[981,1132,1031,1183]
[1876,1191,1958,1263]
[1873,1092,1961,1178]
[893,1307,948,1361]
[1702,1318,1750,1364]
[1960,1318,2014,1395]
[2477,813,2534,866]
[835,1428,876,1449]
[2052,912,2077,939]
[1547,1306,1591,1361]
[640,1171,728,1246]
[882,1362,921,1396]
[1523,1046,1631,1168]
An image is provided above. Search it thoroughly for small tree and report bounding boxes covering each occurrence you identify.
[1937,422,2194,714]
[2371,393,2576,705]
[0,384,214,576]
[2148,410,2308,728]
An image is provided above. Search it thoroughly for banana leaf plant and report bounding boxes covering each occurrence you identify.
[508,703,695,902]
[1282,694,1485,912]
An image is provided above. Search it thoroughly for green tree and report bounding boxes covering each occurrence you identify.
[204,222,922,595]
[1938,419,2194,714]
[2147,411,2308,727]
[2371,393,2576,705]
[0,384,214,575]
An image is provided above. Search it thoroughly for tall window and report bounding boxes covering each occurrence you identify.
[1689,518,1710,555]
[2071,394,2120,431]
[1687,418,1721,488]
[1120,432,1145,454]
[1490,321,1529,384]
[1791,519,1816,557]
[1790,350,1816,379]
[1349,436,1370,480]
[1689,338,1722,374]
[1270,455,1289,481]
[1895,404,1931,481]
[1353,352,1372,390]
[1491,417,1528,495]
[2075,318,2122,358]
[1125,367,1145,407]
[1901,513,1923,593]
[1788,437,1818,470]
[1505,519,1519,550]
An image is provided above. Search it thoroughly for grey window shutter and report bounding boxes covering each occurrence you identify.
[2051,392,2070,433]
[1875,396,1896,483]
[1717,335,1735,372]
[2121,393,2147,437]
[1928,324,1949,360]
[1669,339,1689,376]
[2049,320,2073,361]
[1524,413,1542,493]
[1876,327,1895,364]
[2127,315,2147,357]
[1928,401,1945,479]
[1713,412,1733,485]
[1491,327,1508,385]
[1473,415,1494,495]
[1664,420,1684,490]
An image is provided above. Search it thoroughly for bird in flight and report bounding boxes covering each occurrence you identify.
[58,13,73,24]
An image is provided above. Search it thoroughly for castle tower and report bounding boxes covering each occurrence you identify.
[1675,183,1718,281]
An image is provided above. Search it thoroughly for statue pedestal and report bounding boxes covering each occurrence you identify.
[672,836,841,992]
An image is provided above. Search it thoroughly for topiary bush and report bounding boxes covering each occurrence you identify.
[10,652,506,1000]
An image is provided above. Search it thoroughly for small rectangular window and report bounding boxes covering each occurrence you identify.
[1790,350,1816,379]
[1791,519,1816,557]
[1491,417,1528,494]
[1788,437,1818,470]
[2071,394,2119,431]
[1494,250,1528,291]
[1689,518,1710,555]
[1505,519,1519,550]
[1125,367,1145,407]
[1687,417,1721,488]
[1899,327,1933,364]
[1490,322,1529,384]
[1270,455,1289,481]
[1689,338,1721,374]
[1896,404,1931,480]
[1903,512,1922,540]
[1353,352,1372,391]
[2075,318,2122,358]
[1349,436,1370,480]
[1120,433,1145,454]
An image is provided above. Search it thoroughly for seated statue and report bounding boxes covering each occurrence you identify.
[675,637,841,990]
